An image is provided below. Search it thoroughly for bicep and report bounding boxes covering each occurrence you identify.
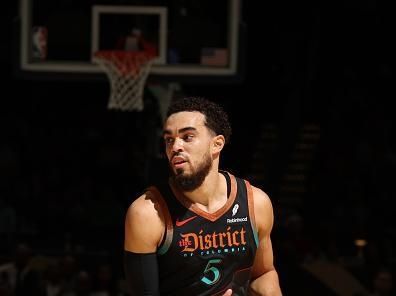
[124,195,164,295]
[251,234,275,279]
[124,194,164,253]
[250,188,276,279]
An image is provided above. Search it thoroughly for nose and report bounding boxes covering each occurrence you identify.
[172,137,184,152]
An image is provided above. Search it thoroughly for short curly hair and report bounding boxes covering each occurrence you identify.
[166,97,232,144]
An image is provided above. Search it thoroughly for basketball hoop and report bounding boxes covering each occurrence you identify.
[93,50,156,111]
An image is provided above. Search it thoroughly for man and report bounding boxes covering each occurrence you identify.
[124,97,282,295]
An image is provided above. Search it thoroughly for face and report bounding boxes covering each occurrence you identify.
[163,111,215,191]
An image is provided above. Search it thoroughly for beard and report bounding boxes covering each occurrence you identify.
[170,152,212,192]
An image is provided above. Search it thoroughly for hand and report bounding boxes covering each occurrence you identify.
[223,289,233,296]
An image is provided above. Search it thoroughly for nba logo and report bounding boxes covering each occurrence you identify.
[32,26,47,60]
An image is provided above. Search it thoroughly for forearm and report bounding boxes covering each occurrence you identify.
[124,251,160,296]
[249,270,282,296]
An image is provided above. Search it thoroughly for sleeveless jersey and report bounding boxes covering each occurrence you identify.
[149,171,259,296]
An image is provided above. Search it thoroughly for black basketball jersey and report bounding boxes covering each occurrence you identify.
[149,171,259,296]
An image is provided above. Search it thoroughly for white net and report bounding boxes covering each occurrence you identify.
[93,51,155,111]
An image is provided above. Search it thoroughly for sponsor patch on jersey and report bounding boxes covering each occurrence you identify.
[227,216,248,224]
[232,204,239,216]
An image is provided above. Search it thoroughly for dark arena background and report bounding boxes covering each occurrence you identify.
[1,1,395,295]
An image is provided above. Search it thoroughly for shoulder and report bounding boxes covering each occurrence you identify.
[250,185,273,213]
[250,184,274,234]
[124,188,166,252]
[126,190,161,219]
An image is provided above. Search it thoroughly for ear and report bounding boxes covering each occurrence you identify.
[212,135,225,154]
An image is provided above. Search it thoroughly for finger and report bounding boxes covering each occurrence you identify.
[223,289,233,296]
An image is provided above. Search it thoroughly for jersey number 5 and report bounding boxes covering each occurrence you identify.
[201,259,222,285]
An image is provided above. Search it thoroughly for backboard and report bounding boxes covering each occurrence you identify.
[16,0,245,83]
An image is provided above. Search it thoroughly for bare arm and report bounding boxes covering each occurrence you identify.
[124,191,165,295]
[249,187,282,296]
[124,191,164,253]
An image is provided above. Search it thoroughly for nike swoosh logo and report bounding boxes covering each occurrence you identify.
[175,216,198,227]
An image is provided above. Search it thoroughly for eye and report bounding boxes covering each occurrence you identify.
[164,137,174,145]
[183,134,194,142]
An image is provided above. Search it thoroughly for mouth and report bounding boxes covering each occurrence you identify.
[173,160,187,169]
[172,156,187,168]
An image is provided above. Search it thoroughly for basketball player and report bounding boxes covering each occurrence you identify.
[124,97,282,295]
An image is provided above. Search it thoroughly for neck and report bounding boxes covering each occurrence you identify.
[181,169,228,213]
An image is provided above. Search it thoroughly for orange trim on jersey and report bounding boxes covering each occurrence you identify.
[245,180,259,246]
[147,186,173,255]
[169,171,237,222]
